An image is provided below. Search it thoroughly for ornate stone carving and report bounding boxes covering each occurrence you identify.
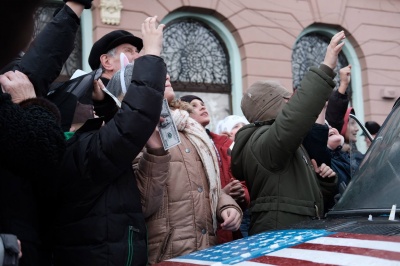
[100,0,123,25]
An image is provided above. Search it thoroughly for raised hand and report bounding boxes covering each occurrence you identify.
[323,31,346,70]
[0,71,35,104]
[141,16,165,57]
[338,65,351,94]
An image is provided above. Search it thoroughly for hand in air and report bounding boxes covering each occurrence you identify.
[322,31,346,70]
[141,16,165,57]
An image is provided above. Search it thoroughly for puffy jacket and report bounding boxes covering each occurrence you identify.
[136,131,242,264]
[52,55,166,266]
[231,66,337,235]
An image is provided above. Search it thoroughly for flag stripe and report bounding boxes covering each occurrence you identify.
[307,235,400,252]
[160,259,214,265]
[265,248,400,265]
[162,259,277,266]
[333,232,400,243]
[251,255,336,265]
[293,243,400,261]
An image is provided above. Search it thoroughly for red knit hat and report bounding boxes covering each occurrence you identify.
[340,107,355,136]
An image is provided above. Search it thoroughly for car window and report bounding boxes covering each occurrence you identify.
[331,102,400,213]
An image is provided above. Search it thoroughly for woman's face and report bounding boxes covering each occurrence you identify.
[230,122,246,141]
[345,118,359,143]
[188,99,210,127]
[164,74,175,102]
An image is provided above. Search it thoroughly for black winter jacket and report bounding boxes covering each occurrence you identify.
[0,93,66,266]
[52,55,166,266]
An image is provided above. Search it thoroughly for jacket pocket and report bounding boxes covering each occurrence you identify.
[126,225,146,266]
[157,227,175,263]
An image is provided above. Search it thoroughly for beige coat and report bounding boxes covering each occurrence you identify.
[135,132,241,264]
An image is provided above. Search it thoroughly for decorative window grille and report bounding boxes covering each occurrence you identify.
[161,18,231,93]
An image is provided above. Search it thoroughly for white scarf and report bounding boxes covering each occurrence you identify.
[171,109,221,232]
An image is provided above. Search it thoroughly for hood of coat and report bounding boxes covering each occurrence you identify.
[241,81,292,123]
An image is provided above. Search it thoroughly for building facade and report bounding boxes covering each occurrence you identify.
[48,0,400,131]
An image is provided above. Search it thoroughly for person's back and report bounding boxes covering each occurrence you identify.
[232,31,346,235]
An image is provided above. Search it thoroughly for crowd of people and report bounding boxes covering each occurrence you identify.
[0,0,383,265]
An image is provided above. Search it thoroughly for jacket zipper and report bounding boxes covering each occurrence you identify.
[157,227,175,263]
[126,226,139,266]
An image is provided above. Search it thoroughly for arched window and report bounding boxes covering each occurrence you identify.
[34,1,82,81]
[292,33,351,100]
[162,18,231,93]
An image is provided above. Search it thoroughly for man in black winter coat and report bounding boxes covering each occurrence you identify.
[52,16,166,266]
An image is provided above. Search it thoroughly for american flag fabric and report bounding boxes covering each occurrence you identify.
[155,229,400,265]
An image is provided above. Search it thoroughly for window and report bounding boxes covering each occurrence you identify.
[161,18,231,94]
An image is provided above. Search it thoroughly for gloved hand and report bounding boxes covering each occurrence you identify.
[63,0,92,9]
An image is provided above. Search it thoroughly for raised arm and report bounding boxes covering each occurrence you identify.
[326,65,351,131]
[258,31,346,170]
[13,1,88,96]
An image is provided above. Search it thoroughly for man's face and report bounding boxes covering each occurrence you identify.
[108,43,140,74]
[188,99,210,127]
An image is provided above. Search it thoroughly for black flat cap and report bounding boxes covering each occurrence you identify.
[88,30,143,70]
